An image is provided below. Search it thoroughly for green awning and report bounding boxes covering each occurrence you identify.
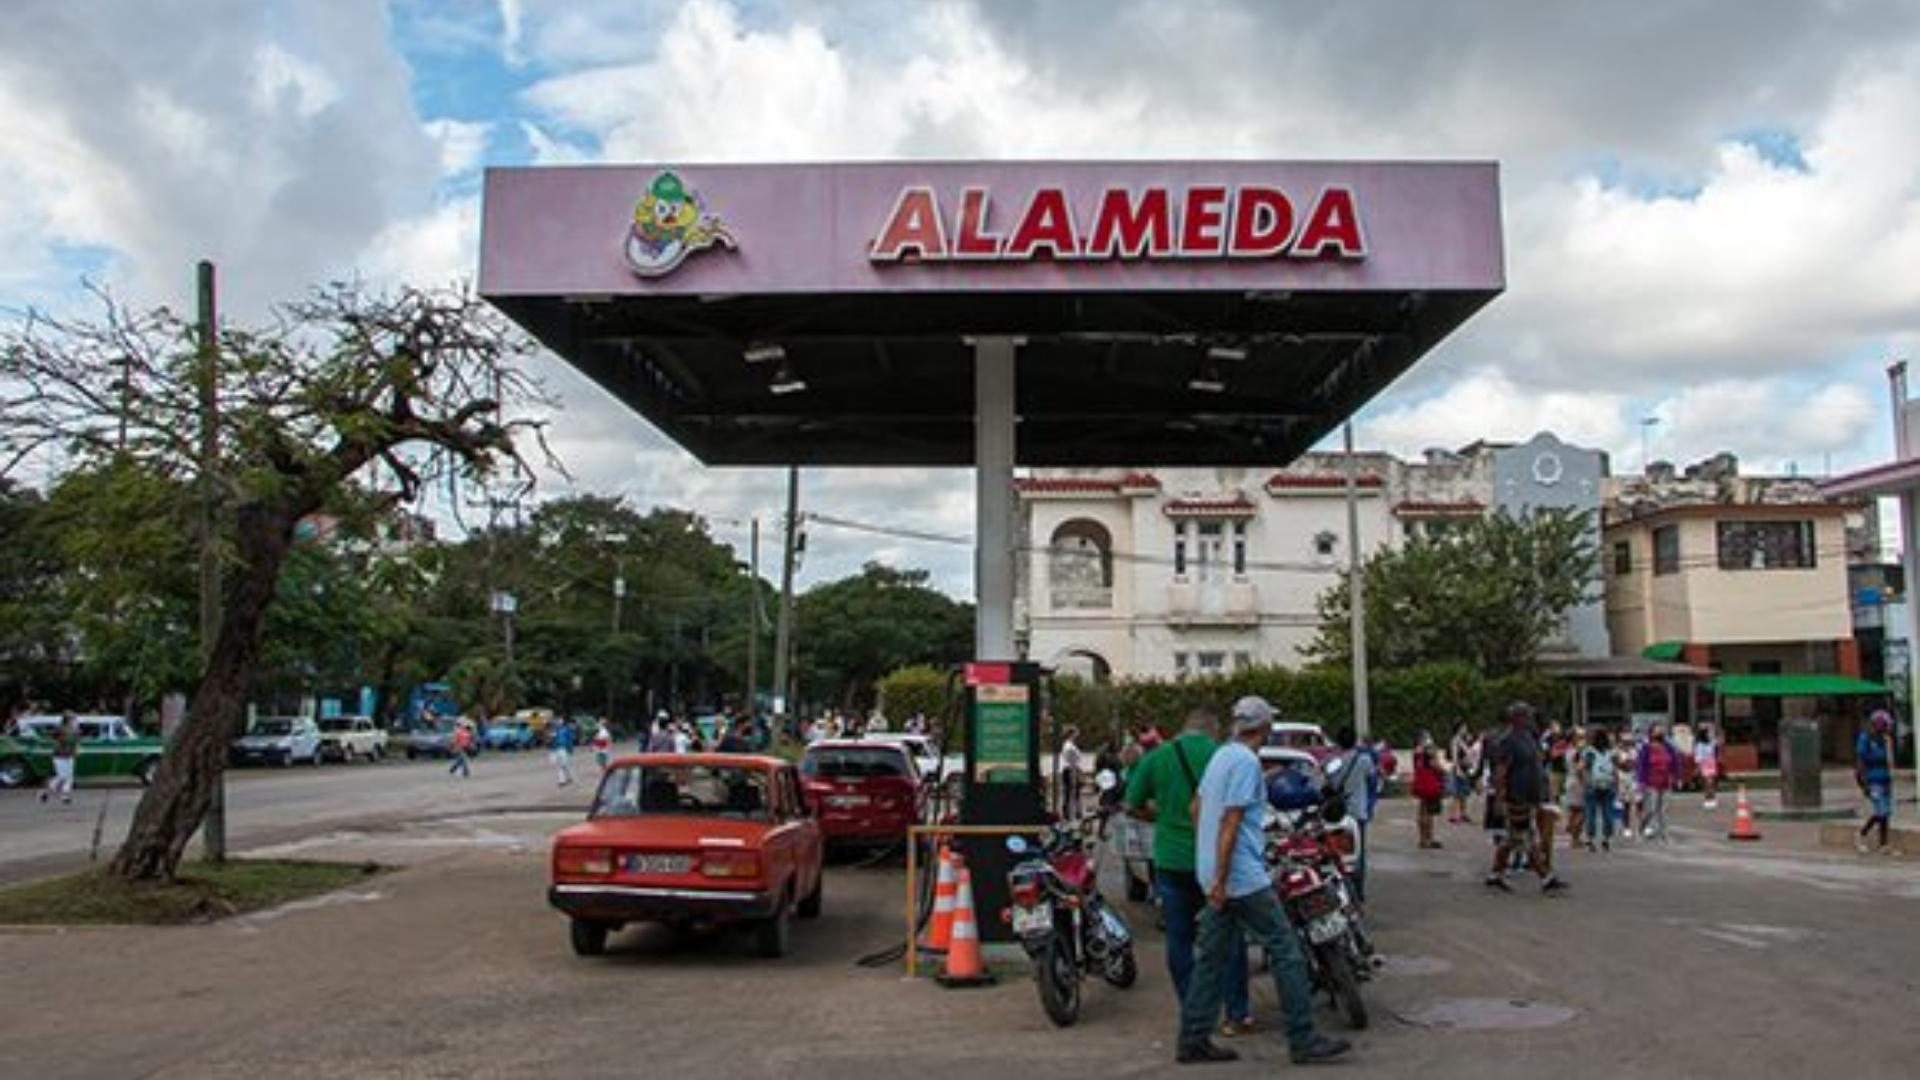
[1641,641,1686,661]
[1711,673,1889,698]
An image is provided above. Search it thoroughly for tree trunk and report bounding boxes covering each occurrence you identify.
[108,501,300,881]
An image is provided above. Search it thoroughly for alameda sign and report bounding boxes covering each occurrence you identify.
[869,183,1365,264]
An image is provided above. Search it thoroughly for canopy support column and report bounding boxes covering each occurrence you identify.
[974,337,1018,659]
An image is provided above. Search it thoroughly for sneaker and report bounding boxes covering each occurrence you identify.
[1602,840,1611,852]
[1176,1039,1240,1064]
[1485,875,1513,893]
[37,790,48,803]
[1290,1034,1353,1065]
[1541,876,1570,895]
[1586,841,1597,853]
[1217,1018,1260,1038]
[1856,837,1871,854]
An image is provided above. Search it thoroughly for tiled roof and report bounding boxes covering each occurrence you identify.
[1393,500,1485,517]
[1016,471,1160,495]
[1165,495,1255,517]
[1265,473,1384,490]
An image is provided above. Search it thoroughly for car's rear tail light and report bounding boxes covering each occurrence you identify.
[556,846,613,876]
[700,851,761,879]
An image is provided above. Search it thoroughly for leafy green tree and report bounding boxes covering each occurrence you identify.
[449,653,524,719]
[0,284,549,880]
[795,563,972,710]
[1306,508,1598,677]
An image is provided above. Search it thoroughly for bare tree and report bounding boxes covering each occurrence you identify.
[0,282,555,880]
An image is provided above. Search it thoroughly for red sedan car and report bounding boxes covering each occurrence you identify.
[799,740,926,848]
[548,753,825,958]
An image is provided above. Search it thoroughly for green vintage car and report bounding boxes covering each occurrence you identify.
[0,715,165,789]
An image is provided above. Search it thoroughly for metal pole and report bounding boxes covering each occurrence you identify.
[1344,422,1371,741]
[748,517,761,715]
[1888,361,1920,800]
[974,338,1017,659]
[773,467,800,719]
[196,260,225,863]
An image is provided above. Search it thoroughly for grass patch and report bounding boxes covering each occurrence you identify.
[0,859,383,926]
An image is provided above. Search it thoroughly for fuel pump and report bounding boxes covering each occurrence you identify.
[956,661,1047,942]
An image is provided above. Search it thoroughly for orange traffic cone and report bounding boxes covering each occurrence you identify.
[920,841,958,952]
[935,859,995,988]
[1728,785,1762,842]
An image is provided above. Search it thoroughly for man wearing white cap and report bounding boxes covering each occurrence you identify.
[1175,695,1352,1066]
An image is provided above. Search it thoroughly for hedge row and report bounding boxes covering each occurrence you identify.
[878,661,1570,753]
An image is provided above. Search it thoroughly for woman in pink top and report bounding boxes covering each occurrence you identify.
[1692,724,1721,809]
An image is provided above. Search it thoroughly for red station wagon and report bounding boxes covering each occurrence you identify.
[799,740,925,848]
[548,754,825,958]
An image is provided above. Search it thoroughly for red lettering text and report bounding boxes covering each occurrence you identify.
[1084,187,1173,258]
[1179,185,1228,255]
[1004,187,1079,260]
[952,187,999,259]
[871,186,947,261]
[1228,186,1295,257]
[1293,186,1365,258]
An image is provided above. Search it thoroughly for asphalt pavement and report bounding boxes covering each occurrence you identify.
[2,778,1916,1078]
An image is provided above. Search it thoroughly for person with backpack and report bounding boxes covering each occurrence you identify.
[1124,707,1256,1041]
[1447,721,1478,824]
[1329,726,1377,901]
[1856,710,1898,854]
[1579,729,1619,851]
[1411,731,1446,849]
[1635,725,1681,843]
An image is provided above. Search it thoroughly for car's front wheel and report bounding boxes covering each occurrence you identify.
[797,872,823,919]
[754,890,793,958]
[569,918,611,957]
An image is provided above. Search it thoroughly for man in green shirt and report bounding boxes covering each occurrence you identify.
[1125,708,1254,1035]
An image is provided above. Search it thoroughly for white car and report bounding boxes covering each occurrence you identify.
[231,716,324,767]
[316,715,389,762]
[863,733,942,781]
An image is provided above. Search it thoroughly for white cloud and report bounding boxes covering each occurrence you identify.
[1361,368,1632,460]
[422,119,492,178]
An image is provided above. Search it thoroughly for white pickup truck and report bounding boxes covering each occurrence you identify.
[316,716,389,763]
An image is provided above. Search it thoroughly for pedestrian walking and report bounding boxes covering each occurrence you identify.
[1563,728,1588,847]
[590,720,613,773]
[1580,729,1620,850]
[1485,702,1566,895]
[1855,710,1898,854]
[1173,698,1351,1066]
[1635,725,1680,843]
[1615,731,1641,840]
[1693,723,1721,809]
[39,711,77,805]
[1123,707,1255,1041]
[542,720,572,785]
[1329,726,1377,901]
[1057,726,1085,819]
[449,720,474,778]
[1447,721,1478,823]
[647,716,675,753]
[672,722,692,754]
[1412,731,1445,849]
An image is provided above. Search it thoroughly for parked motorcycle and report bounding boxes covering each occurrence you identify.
[1267,793,1371,1029]
[1003,772,1137,1027]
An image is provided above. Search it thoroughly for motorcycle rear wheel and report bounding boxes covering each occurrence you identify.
[1315,940,1369,1030]
[1037,936,1082,1027]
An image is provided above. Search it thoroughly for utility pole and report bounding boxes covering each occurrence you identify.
[747,517,761,715]
[1888,362,1920,801]
[605,531,629,722]
[772,467,800,722]
[1344,422,1371,741]
[196,260,225,863]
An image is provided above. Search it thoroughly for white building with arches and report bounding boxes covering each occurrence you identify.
[1015,433,1610,680]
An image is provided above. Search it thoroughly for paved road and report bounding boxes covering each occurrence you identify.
[2,787,1915,1078]
[0,749,594,882]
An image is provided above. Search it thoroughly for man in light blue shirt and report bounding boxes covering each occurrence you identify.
[1175,697,1351,1066]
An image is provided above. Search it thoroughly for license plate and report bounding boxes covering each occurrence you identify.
[625,854,690,874]
[1011,904,1053,935]
[827,794,870,807]
[1307,912,1348,945]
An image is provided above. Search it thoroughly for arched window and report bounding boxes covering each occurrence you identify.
[1049,518,1113,609]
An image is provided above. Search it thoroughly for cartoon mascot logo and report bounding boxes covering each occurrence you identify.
[624,170,736,278]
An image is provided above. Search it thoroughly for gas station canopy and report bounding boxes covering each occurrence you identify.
[479,160,1504,466]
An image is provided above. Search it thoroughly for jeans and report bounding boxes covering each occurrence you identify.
[1584,788,1617,841]
[1178,888,1318,1051]
[1351,821,1369,903]
[1154,869,1250,1022]
[1642,788,1670,840]
[449,751,471,777]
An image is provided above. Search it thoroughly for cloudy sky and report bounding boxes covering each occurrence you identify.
[4,0,1919,594]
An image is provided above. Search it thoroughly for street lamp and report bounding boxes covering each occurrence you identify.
[604,531,630,724]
